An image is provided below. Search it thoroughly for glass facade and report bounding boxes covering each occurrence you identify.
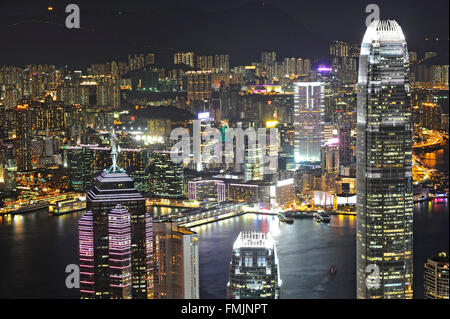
[356,20,413,299]
[79,171,153,299]
[151,151,184,198]
[294,82,325,163]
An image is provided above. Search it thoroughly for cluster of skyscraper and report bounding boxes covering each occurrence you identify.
[1,12,448,300]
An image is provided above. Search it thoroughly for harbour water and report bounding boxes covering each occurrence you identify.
[0,200,447,299]
[0,147,447,298]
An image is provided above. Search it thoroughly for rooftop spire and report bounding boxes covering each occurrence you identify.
[107,128,124,173]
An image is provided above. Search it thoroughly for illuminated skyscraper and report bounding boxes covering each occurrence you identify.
[356,20,413,299]
[15,104,33,172]
[227,232,281,299]
[294,82,324,163]
[79,138,153,299]
[153,222,199,299]
[424,252,449,299]
[188,179,226,202]
[150,150,184,198]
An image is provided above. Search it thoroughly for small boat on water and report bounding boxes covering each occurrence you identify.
[285,210,313,219]
[279,216,294,224]
[321,214,331,223]
[9,200,49,215]
[313,212,331,223]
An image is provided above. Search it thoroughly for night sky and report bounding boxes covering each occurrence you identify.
[0,0,448,68]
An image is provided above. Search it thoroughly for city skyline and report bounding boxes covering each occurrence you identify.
[0,1,448,68]
[0,1,448,302]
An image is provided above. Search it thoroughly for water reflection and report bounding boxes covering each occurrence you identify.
[0,200,447,298]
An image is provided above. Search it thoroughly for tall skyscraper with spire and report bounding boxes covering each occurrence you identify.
[79,132,154,299]
[356,20,413,299]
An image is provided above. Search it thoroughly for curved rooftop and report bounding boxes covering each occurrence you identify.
[362,20,406,44]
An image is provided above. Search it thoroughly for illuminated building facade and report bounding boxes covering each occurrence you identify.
[174,52,195,68]
[244,138,264,182]
[214,54,230,73]
[321,138,340,174]
[227,232,282,299]
[67,146,94,192]
[108,205,132,299]
[275,178,295,207]
[294,82,324,163]
[151,151,184,198]
[229,183,259,204]
[356,20,413,299]
[79,158,153,298]
[153,222,199,299]
[421,102,442,131]
[188,179,226,202]
[186,71,212,103]
[424,252,449,299]
[15,104,33,172]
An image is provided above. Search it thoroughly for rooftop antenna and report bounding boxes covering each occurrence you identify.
[107,127,124,173]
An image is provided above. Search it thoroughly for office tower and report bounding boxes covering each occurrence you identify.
[15,104,33,172]
[424,252,449,299]
[107,205,132,299]
[227,232,282,299]
[294,82,325,163]
[339,126,353,166]
[229,183,259,203]
[356,20,413,299]
[188,179,226,202]
[153,222,199,299]
[244,131,264,181]
[150,151,184,198]
[79,142,153,299]
[67,145,93,192]
[321,137,340,174]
